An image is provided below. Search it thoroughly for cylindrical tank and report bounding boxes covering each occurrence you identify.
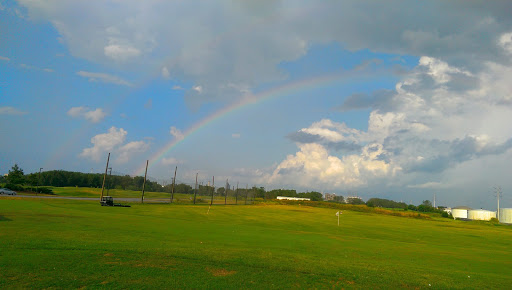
[467,210,496,221]
[452,209,468,219]
[499,208,512,224]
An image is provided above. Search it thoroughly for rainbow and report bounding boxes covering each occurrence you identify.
[132,70,370,176]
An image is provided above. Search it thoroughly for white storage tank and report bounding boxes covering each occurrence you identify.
[452,206,472,219]
[467,209,496,221]
[499,208,512,224]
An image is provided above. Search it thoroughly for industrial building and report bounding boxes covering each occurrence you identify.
[451,206,472,219]
[324,193,336,201]
[467,209,496,221]
[499,208,512,224]
[276,196,310,201]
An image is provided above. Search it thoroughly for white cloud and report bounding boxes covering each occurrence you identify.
[19,63,54,72]
[162,66,170,79]
[67,106,107,123]
[104,43,141,61]
[84,108,107,123]
[16,1,512,108]
[192,85,202,93]
[273,56,512,193]
[269,143,395,189]
[169,126,184,140]
[0,106,28,115]
[498,32,512,54]
[117,141,149,163]
[418,56,471,84]
[80,127,127,162]
[0,56,10,61]
[232,133,240,138]
[80,127,149,163]
[76,71,132,86]
[172,85,183,90]
[161,157,184,165]
[408,182,449,189]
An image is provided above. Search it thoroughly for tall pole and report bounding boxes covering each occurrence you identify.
[235,182,239,205]
[210,176,215,205]
[495,186,502,221]
[433,193,436,209]
[100,153,110,200]
[107,167,112,196]
[37,167,43,196]
[171,166,177,203]
[141,160,148,204]
[193,173,198,204]
[245,184,248,205]
[225,179,228,205]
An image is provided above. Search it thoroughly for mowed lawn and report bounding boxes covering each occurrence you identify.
[50,187,245,204]
[1,197,511,288]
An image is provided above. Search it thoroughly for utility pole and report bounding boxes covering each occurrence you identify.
[245,184,248,205]
[37,167,43,196]
[141,160,148,204]
[235,182,239,205]
[170,166,177,203]
[225,179,229,205]
[107,167,112,196]
[210,176,215,206]
[100,153,110,200]
[494,186,502,221]
[193,173,198,204]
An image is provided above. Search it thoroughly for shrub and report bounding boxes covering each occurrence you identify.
[4,183,24,191]
[23,186,54,194]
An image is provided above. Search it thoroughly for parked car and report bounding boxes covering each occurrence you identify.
[0,188,17,195]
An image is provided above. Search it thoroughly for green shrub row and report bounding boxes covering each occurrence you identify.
[1,183,54,194]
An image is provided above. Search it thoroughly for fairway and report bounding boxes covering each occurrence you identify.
[1,197,511,288]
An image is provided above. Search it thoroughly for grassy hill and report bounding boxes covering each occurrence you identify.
[1,197,511,288]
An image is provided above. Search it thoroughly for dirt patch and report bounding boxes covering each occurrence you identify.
[104,253,114,257]
[206,267,237,277]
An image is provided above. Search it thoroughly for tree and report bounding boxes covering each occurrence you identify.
[346,196,365,205]
[7,164,25,184]
[333,195,345,203]
[422,200,432,207]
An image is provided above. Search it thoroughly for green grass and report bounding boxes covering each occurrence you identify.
[48,186,250,204]
[1,197,511,288]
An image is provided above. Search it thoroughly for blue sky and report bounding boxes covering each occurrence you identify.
[2,1,512,209]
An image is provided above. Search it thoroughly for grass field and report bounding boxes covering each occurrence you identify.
[1,196,511,288]
[49,186,251,204]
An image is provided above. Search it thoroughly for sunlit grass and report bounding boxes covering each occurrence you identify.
[0,197,511,288]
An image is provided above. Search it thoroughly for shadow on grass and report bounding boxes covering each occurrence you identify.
[0,215,12,221]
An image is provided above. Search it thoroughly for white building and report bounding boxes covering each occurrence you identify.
[277,196,311,201]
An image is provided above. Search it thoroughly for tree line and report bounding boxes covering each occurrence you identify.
[2,164,447,215]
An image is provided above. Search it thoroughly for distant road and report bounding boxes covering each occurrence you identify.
[2,195,169,203]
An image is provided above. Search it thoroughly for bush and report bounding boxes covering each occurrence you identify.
[23,186,54,194]
[4,183,24,191]
[441,211,451,218]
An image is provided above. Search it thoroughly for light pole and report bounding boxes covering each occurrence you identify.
[107,167,112,196]
[37,168,43,196]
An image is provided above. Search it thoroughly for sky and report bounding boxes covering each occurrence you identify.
[2,0,512,209]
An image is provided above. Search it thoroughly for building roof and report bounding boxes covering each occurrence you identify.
[452,206,472,210]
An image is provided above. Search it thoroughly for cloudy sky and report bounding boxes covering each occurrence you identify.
[2,0,512,208]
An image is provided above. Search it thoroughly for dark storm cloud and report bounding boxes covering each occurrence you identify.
[338,89,396,112]
[405,136,512,173]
